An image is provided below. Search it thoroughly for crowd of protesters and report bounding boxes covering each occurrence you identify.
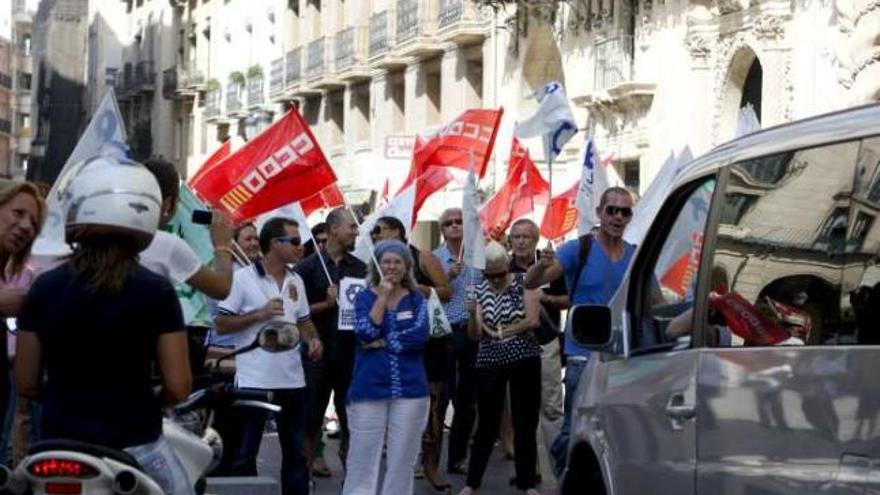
[0,156,639,495]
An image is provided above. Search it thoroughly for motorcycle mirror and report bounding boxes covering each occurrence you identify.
[256,321,301,353]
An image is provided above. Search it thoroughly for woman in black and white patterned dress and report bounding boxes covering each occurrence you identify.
[458,241,542,495]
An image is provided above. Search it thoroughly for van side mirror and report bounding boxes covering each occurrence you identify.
[570,305,613,350]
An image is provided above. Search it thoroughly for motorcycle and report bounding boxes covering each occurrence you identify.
[0,321,301,495]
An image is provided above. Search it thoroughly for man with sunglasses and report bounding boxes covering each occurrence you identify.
[433,207,483,475]
[215,217,323,495]
[524,186,636,476]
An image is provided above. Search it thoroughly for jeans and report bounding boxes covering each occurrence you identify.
[466,357,541,490]
[231,388,309,495]
[550,357,587,477]
[343,397,429,495]
[445,328,478,470]
[125,436,195,495]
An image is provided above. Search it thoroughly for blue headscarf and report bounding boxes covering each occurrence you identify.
[374,239,413,268]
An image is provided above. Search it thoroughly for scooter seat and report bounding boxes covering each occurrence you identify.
[27,439,142,470]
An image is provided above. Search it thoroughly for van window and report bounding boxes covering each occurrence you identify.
[704,139,875,347]
[632,178,716,352]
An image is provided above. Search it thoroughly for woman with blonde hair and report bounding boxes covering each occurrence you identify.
[0,179,46,429]
[459,241,542,495]
[344,239,430,495]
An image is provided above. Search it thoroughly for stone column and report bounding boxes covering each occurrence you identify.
[405,59,427,132]
[370,69,390,151]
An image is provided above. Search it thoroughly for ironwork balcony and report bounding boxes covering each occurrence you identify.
[370,11,390,58]
[182,61,205,89]
[306,38,327,81]
[162,67,178,99]
[285,48,302,89]
[247,76,265,108]
[437,0,488,44]
[0,118,11,135]
[269,57,284,99]
[0,73,11,90]
[395,0,441,57]
[593,34,633,91]
[335,26,370,81]
[226,84,243,115]
[133,60,156,91]
[204,89,221,120]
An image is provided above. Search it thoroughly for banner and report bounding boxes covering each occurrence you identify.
[190,109,337,223]
[398,108,503,193]
[515,81,577,162]
[188,139,232,188]
[163,185,214,326]
[33,90,129,256]
[480,138,549,235]
[540,181,579,241]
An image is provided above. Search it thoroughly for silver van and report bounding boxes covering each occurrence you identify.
[561,104,880,494]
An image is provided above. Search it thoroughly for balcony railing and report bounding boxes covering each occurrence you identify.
[226,84,242,114]
[182,61,205,89]
[247,76,265,107]
[204,89,221,119]
[370,11,391,58]
[162,67,178,99]
[593,35,633,91]
[0,74,11,90]
[306,37,327,81]
[438,0,463,27]
[0,119,10,135]
[335,26,369,73]
[269,58,284,97]
[134,60,156,90]
[286,48,302,88]
[396,0,437,44]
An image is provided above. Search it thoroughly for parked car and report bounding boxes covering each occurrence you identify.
[561,103,880,495]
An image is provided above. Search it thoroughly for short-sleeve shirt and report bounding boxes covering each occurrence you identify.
[556,235,635,357]
[18,264,185,449]
[295,250,367,338]
[139,231,203,286]
[474,274,541,369]
[217,262,311,389]
[433,244,483,326]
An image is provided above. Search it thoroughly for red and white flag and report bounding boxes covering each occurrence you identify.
[480,138,549,236]
[300,183,345,217]
[379,178,390,207]
[190,109,337,223]
[188,139,232,188]
[540,182,579,241]
[398,108,503,193]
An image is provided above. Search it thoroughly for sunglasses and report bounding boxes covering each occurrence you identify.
[484,270,508,281]
[275,236,302,246]
[316,237,328,245]
[604,205,633,218]
[442,218,463,228]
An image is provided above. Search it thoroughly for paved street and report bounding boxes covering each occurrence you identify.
[256,431,560,494]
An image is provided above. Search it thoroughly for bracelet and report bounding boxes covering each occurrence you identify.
[214,246,234,256]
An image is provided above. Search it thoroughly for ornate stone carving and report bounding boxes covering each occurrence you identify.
[753,15,785,40]
[716,0,748,14]
[686,35,712,59]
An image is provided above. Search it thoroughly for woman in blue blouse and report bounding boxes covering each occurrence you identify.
[343,240,430,495]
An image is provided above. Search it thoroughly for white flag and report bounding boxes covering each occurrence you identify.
[515,81,577,162]
[575,137,601,236]
[353,185,416,265]
[461,165,486,270]
[33,90,129,257]
[624,147,693,245]
[256,201,313,245]
[736,104,761,138]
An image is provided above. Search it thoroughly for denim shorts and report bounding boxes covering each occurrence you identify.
[124,436,195,495]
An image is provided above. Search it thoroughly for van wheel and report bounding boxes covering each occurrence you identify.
[560,442,606,495]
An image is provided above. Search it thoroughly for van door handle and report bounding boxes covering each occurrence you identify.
[665,392,695,427]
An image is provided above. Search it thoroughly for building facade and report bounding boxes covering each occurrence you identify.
[0,35,11,178]
[9,0,36,179]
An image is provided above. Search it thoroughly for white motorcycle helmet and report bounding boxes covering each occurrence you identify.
[64,156,163,250]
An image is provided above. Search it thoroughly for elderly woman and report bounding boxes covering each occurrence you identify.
[344,240,430,495]
[372,215,452,490]
[459,241,542,495]
[0,180,45,425]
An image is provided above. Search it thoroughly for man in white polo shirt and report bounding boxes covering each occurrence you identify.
[215,217,322,495]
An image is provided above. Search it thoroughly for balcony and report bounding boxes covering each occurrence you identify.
[306,37,342,90]
[204,89,221,121]
[285,48,305,94]
[395,0,442,58]
[18,131,31,154]
[182,61,205,90]
[594,35,633,91]
[437,0,488,44]
[247,76,265,108]
[0,74,11,90]
[335,26,371,82]
[134,60,156,92]
[0,119,10,135]
[226,84,243,116]
[162,68,179,99]
[269,57,285,100]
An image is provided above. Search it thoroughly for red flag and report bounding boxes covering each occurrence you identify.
[398,108,504,193]
[480,139,549,234]
[540,182,579,241]
[413,166,454,220]
[188,140,231,187]
[300,183,345,217]
[709,287,790,346]
[190,109,337,223]
[380,178,390,205]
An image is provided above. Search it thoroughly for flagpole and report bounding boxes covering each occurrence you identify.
[545,136,554,248]
[344,203,384,280]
